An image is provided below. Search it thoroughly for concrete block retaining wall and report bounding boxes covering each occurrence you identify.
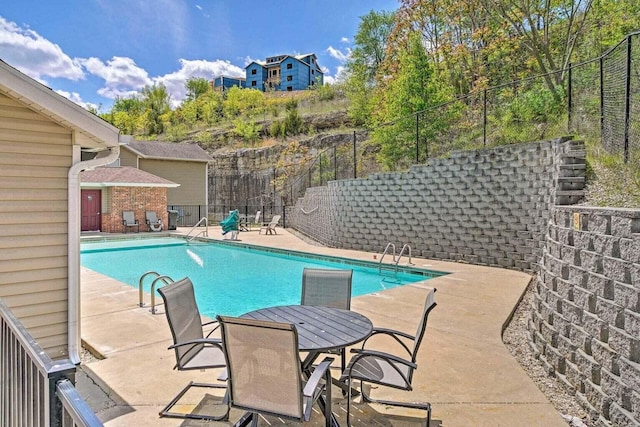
[535,206,640,426]
[289,137,575,272]
[287,137,640,425]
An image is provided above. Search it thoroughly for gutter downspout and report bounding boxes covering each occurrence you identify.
[67,144,120,364]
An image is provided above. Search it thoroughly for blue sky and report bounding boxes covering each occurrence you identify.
[0,0,398,111]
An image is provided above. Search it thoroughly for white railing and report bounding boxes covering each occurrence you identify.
[0,298,102,427]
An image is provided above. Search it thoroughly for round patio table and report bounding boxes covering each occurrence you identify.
[241,305,373,361]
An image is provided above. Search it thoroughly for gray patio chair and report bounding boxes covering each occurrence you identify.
[157,278,229,421]
[122,211,139,233]
[301,268,353,371]
[259,214,281,235]
[340,287,437,427]
[145,210,163,231]
[217,315,334,427]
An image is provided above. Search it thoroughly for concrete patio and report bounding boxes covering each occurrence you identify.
[78,226,567,426]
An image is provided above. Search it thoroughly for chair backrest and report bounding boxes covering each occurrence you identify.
[301,268,353,310]
[158,278,206,368]
[217,315,304,420]
[146,211,159,223]
[269,215,281,226]
[254,211,261,223]
[122,211,136,225]
[410,287,437,363]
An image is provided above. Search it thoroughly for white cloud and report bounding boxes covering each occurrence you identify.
[340,37,350,43]
[196,4,202,10]
[244,55,264,66]
[326,46,351,63]
[324,75,336,85]
[78,56,152,99]
[54,89,98,111]
[0,16,84,82]
[153,58,245,107]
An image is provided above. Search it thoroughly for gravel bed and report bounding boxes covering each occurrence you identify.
[503,282,591,427]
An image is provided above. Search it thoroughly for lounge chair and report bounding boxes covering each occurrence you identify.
[220,209,239,239]
[217,315,334,427]
[157,278,229,421]
[249,210,261,230]
[301,268,353,372]
[259,214,281,235]
[122,211,139,233]
[145,211,163,232]
[341,287,437,427]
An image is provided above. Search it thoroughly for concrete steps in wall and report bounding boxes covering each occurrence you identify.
[556,140,587,205]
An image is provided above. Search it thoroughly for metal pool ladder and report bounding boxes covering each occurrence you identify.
[378,242,414,275]
[186,216,209,241]
[138,271,174,314]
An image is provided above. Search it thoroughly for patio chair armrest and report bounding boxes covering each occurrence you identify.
[303,357,334,397]
[350,349,417,370]
[359,328,414,356]
[370,327,415,340]
[168,337,222,350]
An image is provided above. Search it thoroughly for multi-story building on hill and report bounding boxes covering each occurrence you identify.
[245,53,323,92]
[211,75,246,91]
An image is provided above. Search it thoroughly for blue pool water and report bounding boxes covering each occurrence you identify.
[81,238,444,317]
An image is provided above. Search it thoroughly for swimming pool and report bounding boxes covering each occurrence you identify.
[81,237,445,317]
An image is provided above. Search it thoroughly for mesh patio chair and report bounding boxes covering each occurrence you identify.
[301,268,353,372]
[122,211,139,233]
[157,278,229,421]
[340,287,437,427]
[217,315,334,427]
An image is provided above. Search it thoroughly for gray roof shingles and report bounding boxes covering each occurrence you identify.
[81,166,178,187]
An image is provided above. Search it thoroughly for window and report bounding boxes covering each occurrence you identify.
[251,69,257,75]
[287,63,292,69]
[286,75,292,81]
[251,81,256,86]
[287,86,293,91]
[311,70,315,74]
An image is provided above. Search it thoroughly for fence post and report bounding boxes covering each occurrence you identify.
[600,56,605,147]
[353,131,357,179]
[483,89,488,146]
[333,145,337,181]
[567,63,572,132]
[319,153,323,186]
[416,113,420,163]
[624,35,632,163]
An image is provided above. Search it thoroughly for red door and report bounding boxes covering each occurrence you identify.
[81,190,102,231]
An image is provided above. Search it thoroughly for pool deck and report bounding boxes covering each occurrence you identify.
[79,226,567,426]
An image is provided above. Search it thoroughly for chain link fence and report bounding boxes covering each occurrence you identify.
[209,32,640,211]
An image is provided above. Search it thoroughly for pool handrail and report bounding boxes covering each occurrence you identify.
[138,271,173,309]
[186,216,209,241]
[150,275,174,314]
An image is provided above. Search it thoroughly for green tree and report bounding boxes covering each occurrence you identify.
[185,77,211,101]
[345,10,396,124]
[372,32,455,170]
[101,96,144,134]
[141,84,171,135]
[223,87,266,118]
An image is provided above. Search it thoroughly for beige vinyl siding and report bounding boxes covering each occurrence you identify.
[119,148,138,167]
[140,159,207,205]
[0,92,71,358]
